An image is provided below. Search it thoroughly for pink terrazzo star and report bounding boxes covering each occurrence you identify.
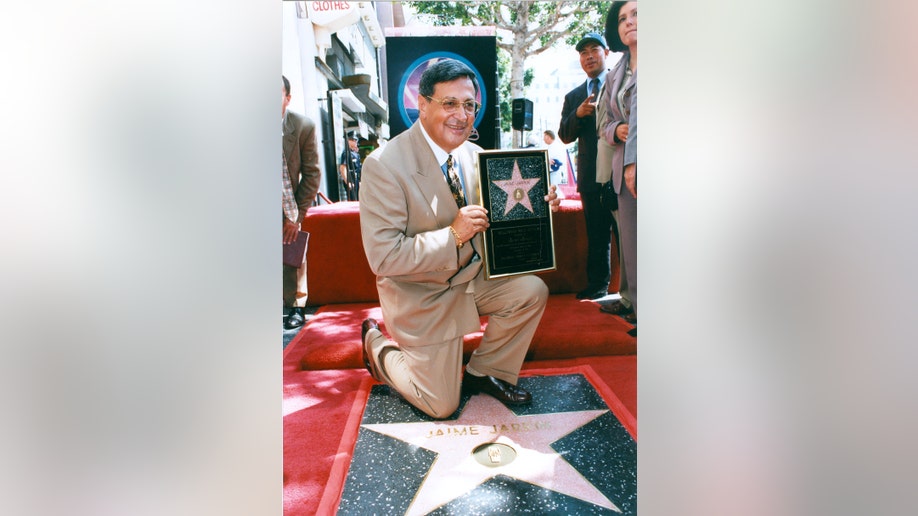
[492,159,541,216]
[361,394,616,515]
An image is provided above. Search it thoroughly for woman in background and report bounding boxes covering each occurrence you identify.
[598,1,637,331]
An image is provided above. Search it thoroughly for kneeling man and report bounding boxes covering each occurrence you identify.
[359,59,560,418]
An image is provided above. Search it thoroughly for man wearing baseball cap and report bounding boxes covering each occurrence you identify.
[558,32,616,301]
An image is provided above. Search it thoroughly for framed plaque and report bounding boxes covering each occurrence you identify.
[475,148,556,279]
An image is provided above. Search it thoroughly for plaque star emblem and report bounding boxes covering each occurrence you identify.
[492,159,541,215]
[361,394,617,515]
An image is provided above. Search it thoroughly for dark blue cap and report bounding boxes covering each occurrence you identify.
[576,32,607,51]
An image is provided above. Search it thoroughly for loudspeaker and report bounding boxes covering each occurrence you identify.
[511,98,533,131]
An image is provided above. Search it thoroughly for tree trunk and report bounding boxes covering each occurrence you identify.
[508,4,529,147]
[510,42,528,147]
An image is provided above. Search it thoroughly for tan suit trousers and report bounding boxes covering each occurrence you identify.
[366,273,547,419]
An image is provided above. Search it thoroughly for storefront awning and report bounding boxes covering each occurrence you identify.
[334,88,365,114]
[342,74,387,119]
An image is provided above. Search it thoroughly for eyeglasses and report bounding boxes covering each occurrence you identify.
[424,96,481,115]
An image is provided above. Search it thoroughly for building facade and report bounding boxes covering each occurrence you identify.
[282,1,398,203]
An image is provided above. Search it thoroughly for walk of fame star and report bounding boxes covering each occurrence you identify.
[492,159,541,216]
[361,395,617,515]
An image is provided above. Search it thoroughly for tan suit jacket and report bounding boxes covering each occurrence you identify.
[359,123,485,347]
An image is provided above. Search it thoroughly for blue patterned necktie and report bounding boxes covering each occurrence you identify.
[445,154,466,208]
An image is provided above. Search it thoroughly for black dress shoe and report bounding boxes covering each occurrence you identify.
[599,299,634,316]
[284,307,305,329]
[627,327,637,337]
[361,318,383,382]
[463,372,531,405]
[576,286,608,300]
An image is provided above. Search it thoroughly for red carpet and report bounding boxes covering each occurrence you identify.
[285,294,636,372]
[283,356,636,515]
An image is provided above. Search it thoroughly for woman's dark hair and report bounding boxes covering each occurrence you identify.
[418,59,480,98]
[605,1,633,53]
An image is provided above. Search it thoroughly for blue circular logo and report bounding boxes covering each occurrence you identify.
[397,52,487,130]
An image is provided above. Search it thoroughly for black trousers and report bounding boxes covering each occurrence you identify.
[580,189,613,290]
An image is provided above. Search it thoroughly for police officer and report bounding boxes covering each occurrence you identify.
[338,131,362,201]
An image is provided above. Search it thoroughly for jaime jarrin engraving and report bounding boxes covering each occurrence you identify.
[425,421,551,438]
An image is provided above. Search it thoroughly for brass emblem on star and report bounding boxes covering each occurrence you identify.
[472,442,517,468]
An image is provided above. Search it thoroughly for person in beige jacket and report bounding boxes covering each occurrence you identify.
[359,59,560,419]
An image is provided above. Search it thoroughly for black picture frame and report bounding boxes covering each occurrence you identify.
[475,148,556,279]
